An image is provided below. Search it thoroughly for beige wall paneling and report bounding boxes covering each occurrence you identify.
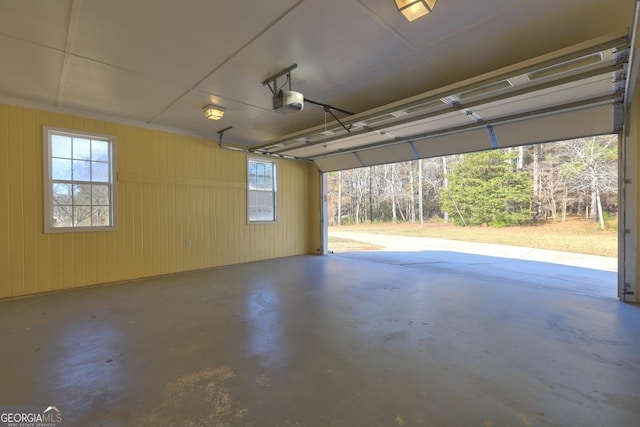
[0,103,317,298]
[21,108,39,295]
[35,110,51,293]
[8,106,25,296]
[0,105,9,298]
[635,93,640,301]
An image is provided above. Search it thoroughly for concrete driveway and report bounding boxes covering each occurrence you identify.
[329,231,619,299]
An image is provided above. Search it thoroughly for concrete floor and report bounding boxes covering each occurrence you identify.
[0,250,638,426]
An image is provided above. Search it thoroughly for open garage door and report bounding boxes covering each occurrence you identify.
[252,34,628,171]
[252,33,637,302]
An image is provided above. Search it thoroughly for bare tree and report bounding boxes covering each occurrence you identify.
[442,156,449,223]
[557,136,618,230]
[337,171,342,225]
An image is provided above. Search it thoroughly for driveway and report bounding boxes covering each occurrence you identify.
[329,231,618,299]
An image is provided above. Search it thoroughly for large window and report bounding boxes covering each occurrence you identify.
[248,157,278,223]
[43,127,116,232]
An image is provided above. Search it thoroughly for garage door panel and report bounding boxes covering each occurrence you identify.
[386,111,472,137]
[287,144,339,158]
[314,153,363,172]
[413,128,492,158]
[287,131,396,158]
[473,75,613,119]
[492,104,614,147]
[356,143,417,167]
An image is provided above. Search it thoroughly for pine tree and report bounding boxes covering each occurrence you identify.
[439,150,532,226]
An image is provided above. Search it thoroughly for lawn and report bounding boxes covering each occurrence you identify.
[329,217,618,257]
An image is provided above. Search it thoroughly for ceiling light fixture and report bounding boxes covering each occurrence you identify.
[203,104,225,120]
[395,0,437,22]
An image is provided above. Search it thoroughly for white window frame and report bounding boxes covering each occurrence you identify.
[247,155,278,224]
[43,126,117,233]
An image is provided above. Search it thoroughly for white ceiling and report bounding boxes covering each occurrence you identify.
[0,0,636,159]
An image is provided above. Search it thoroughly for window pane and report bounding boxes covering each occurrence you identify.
[92,206,111,226]
[46,129,115,231]
[92,184,110,205]
[92,139,109,161]
[73,184,92,206]
[72,160,91,181]
[248,159,276,222]
[250,190,267,207]
[51,135,71,158]
[251,175,272,190]
[260,191,270,207]
[73,137,91,160]
[74,205,92,226]
[249,190,274,221]
[92,161,109,182]
[248,161,258,189]
[249,207,274,221]
[249,162,275,186]
[263,179,272,190]
[249,176,261,190]
[52,183,72,206]
[52,158,72,180]
[53,206,73,227]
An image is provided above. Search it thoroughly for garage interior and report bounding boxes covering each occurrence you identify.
[1,0,640,425]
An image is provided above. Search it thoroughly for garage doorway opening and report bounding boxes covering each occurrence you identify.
[326,136,619,298]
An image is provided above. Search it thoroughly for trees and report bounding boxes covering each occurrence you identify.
[556,136,618,230]
[326,136,618,227]
[438,150,532,226]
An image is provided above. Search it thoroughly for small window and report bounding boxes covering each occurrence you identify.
[43,127,116,232]
[247,156,278,223]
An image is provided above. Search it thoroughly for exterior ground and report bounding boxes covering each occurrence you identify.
[329,217,617,257]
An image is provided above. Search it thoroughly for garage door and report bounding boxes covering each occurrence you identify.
[251,34,629,172]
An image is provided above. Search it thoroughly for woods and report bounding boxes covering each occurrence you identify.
[327,136,618,229]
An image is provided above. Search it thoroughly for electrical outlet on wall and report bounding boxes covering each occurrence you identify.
[186,240,191,248]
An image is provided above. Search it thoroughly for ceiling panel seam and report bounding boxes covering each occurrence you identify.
[353,0,418,51]
[191,0,306,93]
[56,0,82,106]
[147,0,307,123]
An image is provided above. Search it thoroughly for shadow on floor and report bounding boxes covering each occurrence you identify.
[335,249,618,299]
